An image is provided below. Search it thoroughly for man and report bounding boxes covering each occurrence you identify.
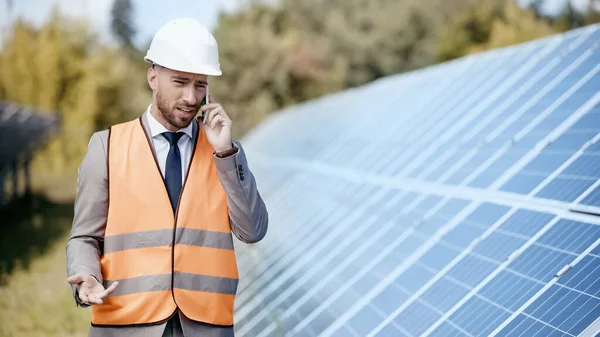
[66,18,268,337]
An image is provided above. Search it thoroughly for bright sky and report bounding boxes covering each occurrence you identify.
[0,0,246,48]
[0,0,593,49]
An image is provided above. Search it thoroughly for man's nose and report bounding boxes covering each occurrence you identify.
[182,87,197,106]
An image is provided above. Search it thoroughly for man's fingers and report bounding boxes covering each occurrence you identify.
[96,281,119,300]
[210,115,228,129]
[201,103,221,111]
[205,107,223,126]
[67,274,86,284]
[87,296,103,305]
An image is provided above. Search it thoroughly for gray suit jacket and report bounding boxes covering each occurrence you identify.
[66,112,268,337]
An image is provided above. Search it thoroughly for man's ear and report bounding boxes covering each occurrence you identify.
[147,66,157,91]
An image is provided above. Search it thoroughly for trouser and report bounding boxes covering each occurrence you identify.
[162,312,184,337]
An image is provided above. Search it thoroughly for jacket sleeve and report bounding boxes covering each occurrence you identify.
[66,131,109,307]
[213,140,268,244]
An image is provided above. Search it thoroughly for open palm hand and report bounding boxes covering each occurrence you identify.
[67,274,118,305]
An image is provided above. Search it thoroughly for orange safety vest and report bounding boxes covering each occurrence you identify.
[91,117,238,327]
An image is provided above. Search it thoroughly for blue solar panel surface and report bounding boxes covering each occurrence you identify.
[233,24,600,336]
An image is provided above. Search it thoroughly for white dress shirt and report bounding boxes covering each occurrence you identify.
[146,105,194,185]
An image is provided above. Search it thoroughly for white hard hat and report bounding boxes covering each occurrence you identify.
[144,18,222,76]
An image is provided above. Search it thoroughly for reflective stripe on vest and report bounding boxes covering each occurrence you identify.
[91,117,238,327]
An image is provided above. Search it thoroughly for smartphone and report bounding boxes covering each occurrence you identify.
[199,86,209,124]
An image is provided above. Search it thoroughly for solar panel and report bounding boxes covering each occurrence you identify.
[234,23,600,337]
[0,100,58,168]
[0,100,58,204]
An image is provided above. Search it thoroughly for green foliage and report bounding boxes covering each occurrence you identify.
[211,0,470,137]
[551,1,600,32]
[438,0,555,62]
[438,0,600,62]
[0,8,149,197]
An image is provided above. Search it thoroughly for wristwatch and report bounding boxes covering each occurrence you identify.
[214,144,238,158]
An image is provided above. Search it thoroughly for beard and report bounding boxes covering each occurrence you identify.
[156,90,199,130]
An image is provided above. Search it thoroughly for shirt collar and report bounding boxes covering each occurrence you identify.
[146,104,194,140]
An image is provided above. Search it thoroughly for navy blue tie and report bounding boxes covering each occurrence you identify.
[162,132,184,212]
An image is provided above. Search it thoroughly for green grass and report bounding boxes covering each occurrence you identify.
[0,196,91,337]
[0,231,91,337]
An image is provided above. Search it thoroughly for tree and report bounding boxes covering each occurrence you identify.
[110,0,136,49]
[552,0,600,32]
[0,8,148,199]
[211,0,473,137]
[438,0,555,62]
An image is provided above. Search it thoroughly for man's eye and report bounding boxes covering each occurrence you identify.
[174,80,184,84]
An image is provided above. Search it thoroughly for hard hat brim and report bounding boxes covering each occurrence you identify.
[145,56,222,76]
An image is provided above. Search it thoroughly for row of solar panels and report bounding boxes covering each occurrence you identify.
[234,24,600,336]
[0,100,58,170]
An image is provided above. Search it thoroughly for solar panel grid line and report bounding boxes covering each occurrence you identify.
[389,63,515,176]
[526,131,600,197]
[458,40,563,143]
[262,173,302,201]
[410,43,559,180]
[488,236,600,336]
[489,266,547,293]
[256,216,399,319]
[235,198,351,302]
[365,206,523,336]
[382,189,413,210]
[262,174,324,214]
[249,154,600,227]
[256,187,342,252]
[236,195,352,294]
[570,179,600,215]
[459,42,598,188]
[489,88,600,190]
[378,54,504,175]
[235,188,391,332]
[345,88,423,151]
[234,205,316,290]
[546,285,600,333]
[248,219,394,336]
[256,199,448,333]
[392,241,522,332]
[381,57,475,126]
[374,76,446,128]
[244,192,426,335]
[513,58,598,145]
[433,53,565,183]
[266,229,422,337]
[465,293,524,332]
[312,200,484,337]
[394,46,539,171]
[255,197,445,336]
[577,316,600,337]
[419,215,562,337]
[520,312,577,336]
[317,141,346,162]
[531,242,580,260]
[571,155,600,201]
